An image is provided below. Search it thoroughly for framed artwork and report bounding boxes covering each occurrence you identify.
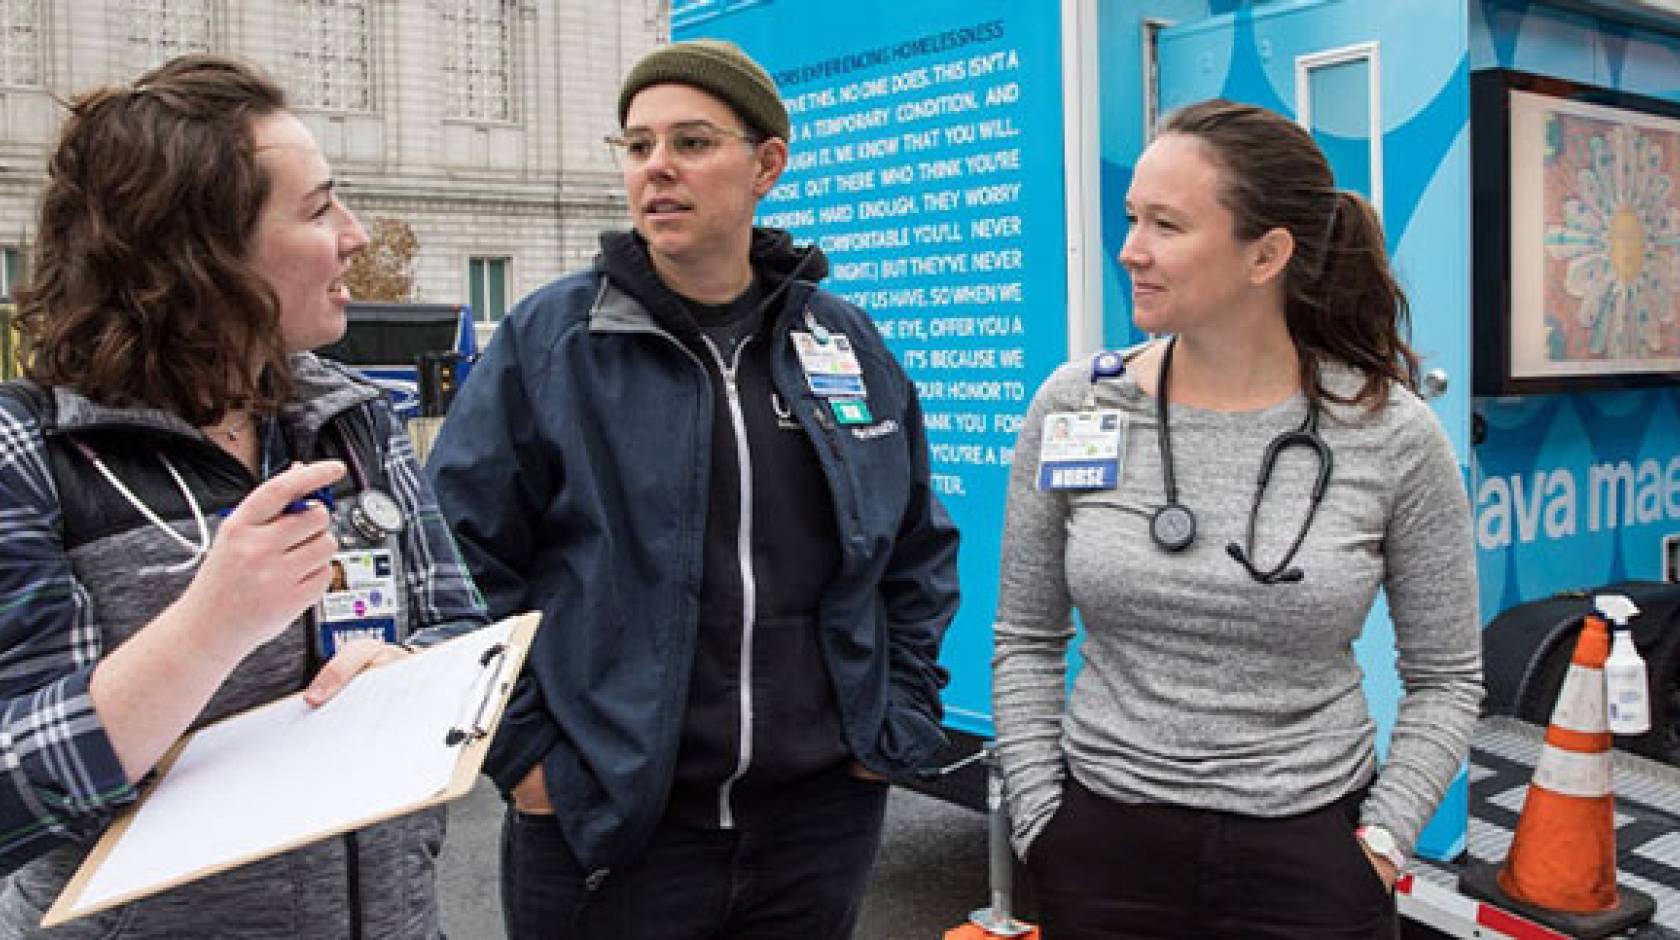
[1472,69,1680,395]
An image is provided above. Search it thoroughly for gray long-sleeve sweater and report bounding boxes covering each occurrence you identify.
[992,348,1483,859]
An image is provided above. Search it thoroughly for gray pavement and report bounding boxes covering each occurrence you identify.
[437,778,994,940]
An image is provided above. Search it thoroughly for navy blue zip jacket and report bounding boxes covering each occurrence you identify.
[426,228,960,876]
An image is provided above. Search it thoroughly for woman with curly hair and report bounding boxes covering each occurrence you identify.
[0,54,485,937]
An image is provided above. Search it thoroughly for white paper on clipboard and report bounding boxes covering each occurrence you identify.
[45,612,537,925]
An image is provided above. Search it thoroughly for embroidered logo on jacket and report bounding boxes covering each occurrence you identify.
[851,419,900,441]
[771,392,801,431]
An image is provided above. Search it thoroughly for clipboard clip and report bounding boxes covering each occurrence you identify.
[445,642,508,747]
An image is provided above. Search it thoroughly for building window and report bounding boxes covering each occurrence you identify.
[1,247,22,301]
[468,257,508,323]
[442,0,513,122]
[290,0,373,112]
[126,0,215,74]
[0,0,42,87]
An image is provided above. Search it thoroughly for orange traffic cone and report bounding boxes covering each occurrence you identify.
[1460,613,1655,938]
[944,920,1038,940]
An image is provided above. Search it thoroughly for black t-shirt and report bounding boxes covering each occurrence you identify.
[688,278,765,363]
[664,275,851,829]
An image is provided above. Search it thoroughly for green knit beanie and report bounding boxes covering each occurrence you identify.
[617,39,790,142]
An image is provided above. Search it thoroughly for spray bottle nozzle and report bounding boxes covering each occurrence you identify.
[1594,593,1640,628]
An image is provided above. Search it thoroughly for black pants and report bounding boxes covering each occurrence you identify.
[500,768,890,940]
[1027,778,1398,940]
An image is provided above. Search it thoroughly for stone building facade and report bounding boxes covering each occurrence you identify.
[0,0,667,341]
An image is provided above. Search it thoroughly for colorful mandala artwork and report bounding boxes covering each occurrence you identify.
[1543,112,1680,363]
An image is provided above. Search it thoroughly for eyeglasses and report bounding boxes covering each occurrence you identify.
[603,121,761,167]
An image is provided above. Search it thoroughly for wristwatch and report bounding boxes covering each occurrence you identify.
[1356,825,1406,869]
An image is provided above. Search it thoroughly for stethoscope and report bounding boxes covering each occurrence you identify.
[1148,336,1334,585]
[71,416,391,574]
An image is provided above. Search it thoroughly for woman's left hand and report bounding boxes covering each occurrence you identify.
[1360,843,1400,892]
[303,639,413,706]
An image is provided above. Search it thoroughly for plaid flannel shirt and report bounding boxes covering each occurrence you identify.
[0,380,486,874]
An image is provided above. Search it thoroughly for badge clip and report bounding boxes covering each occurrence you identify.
[1090,351,1126,382]
[804,310,832,344]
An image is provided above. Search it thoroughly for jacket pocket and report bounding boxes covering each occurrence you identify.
[836,424,913,546]
[400,807,449,935]
[0,848,134,939]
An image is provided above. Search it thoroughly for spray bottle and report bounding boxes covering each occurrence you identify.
[1596,593,1650,735]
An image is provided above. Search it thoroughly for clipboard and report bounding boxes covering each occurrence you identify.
[42,611,540,928]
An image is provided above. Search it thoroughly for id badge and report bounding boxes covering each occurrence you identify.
[315,548,399,658]
[792,331,867,398]
[1037,410,1126,490]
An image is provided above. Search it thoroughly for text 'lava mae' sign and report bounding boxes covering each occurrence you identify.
[678,0,1069,735]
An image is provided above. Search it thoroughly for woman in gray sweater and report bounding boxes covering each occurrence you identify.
[992,99,1482,939]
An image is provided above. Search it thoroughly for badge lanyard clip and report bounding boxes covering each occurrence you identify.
[804,309,832,344]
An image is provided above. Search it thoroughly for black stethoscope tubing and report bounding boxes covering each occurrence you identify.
[1148,336,1334,584]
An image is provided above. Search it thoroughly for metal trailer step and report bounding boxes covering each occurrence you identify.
[1403,716,1680,939]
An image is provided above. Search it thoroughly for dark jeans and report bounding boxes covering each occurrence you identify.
[1027,778,1398,940]
[500,768,890,940]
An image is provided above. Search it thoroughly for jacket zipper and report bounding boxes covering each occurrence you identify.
[344,832,362,940]
[701,334,757,830]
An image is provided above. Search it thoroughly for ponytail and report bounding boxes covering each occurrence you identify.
[1159,100,1421,410]
[1289,189,1420,408]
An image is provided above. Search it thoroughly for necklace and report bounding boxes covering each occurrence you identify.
[203,413,252,443]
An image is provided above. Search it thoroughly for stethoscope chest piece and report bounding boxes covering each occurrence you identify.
[340,488,405,544]
[1151,503,1196,552]
[1147,336,1331,583]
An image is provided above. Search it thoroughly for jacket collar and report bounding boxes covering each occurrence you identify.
[591,227,828,339]
[282,353,384,432]
[48,353,380,439]
[589,279,662,336]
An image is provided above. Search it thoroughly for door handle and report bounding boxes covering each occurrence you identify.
[1422,368,1450,399]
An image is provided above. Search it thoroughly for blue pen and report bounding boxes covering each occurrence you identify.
[219,486,336,519]
[296,486,336,513]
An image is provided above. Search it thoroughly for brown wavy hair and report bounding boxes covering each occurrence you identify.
[1159,99,1420,408]
[15,54,292,425]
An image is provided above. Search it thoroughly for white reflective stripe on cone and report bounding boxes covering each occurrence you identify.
[1531,744,1612,797]
[1548,664,1607,733]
